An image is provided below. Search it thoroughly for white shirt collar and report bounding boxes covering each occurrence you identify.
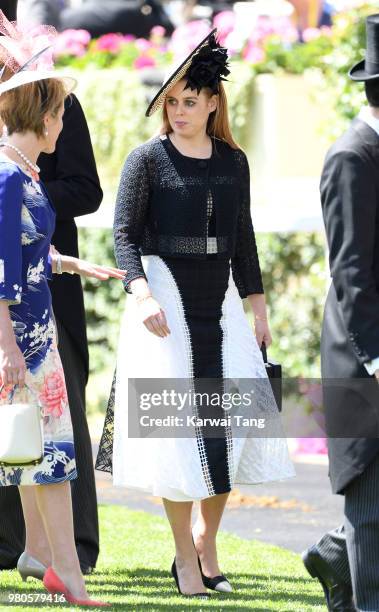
[358,106,379,136]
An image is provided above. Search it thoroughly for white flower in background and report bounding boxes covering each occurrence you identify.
[0,259,4,284]
[27,258,45,286]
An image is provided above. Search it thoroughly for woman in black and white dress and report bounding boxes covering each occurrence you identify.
[96,29,294,598]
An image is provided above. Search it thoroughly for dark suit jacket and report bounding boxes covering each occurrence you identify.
[39,94,103,382]
[320,118,379,494]
[0,1,17,20]
[60,0,173,39]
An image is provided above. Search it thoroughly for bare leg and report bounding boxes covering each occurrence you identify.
[163,498,206,595]
[18,486,51,567]
[289,0,310,31]
[33,482,87,599]
[193,492,229,578]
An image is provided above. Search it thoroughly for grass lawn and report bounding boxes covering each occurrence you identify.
[0,505,325,611]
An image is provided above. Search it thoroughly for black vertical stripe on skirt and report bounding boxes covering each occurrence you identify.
[162,256,232,496]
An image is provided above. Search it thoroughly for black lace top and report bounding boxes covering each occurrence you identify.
[114,134,264,298]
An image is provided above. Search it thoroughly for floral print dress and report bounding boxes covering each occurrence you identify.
[0,158,76,486]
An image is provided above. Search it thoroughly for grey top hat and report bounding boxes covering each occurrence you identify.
[350,14,379,81]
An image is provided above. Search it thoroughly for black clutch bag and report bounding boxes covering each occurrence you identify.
[261,342,282,412]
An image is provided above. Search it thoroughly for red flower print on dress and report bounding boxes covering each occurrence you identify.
[40,370,68,418]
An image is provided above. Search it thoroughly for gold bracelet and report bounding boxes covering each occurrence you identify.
[135,294,153,303]
[254,314,267,321]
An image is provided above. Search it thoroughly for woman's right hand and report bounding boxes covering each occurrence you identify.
[0,342,26,387]
[137,296,171,338]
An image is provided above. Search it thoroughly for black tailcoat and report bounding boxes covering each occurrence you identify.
[39,94,103,380]
[320,118,379,494]
[60,0,174,39]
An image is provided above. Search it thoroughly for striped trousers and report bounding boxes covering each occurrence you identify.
[315,452,379,611]
[0,319,99,569]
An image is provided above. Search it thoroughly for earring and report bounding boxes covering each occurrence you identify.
[44,128,49,137]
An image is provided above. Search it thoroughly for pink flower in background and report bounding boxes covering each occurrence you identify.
[40,370,67,419]
[213,11,235,45]
[301,381,323,408]
[134,54,156,69]
[295,438,328,454]
[243,43,265,64]
[254,15,276,39]
[248,15,298,46]
[150,25,166,38]
[294,379,326,454]
[271,16,298,43]
[123,34,136,43]
[302,27,323,42]
[320,25,333,37]
[95,33,124,53]
[135,37,153,52]
[170,21,211,61]
[54,29,91,56]
[312,410,326,432]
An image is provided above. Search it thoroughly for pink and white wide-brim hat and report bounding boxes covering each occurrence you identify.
[0,11,76,96]
[0,67,76,95]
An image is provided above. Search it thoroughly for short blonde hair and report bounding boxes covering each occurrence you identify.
[0,77,67,137]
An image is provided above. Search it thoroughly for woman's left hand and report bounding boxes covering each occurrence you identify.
[254,319,272,349]
[66,256,126,281]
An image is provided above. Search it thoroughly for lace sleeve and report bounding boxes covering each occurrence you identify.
[114,147,150,293]
[231,151,264,298]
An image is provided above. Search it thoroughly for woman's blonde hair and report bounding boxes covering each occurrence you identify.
[159,81,240,150]
[0,75,67,137]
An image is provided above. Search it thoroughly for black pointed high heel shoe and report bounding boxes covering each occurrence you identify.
[198,560,233,593]
[171,558,210,599]
[192,534,233,593]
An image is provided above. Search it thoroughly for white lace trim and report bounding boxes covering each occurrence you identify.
[154,256,216,496]
[220,273,235,490]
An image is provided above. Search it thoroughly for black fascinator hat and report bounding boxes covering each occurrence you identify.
[145,28,230,117]
[349,14,379,81]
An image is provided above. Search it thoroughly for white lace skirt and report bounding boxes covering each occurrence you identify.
[112,255,295,500]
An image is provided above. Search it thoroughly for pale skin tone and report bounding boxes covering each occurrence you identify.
[0,95,126,601]
[288,0,322,31]
[131,79,272,595]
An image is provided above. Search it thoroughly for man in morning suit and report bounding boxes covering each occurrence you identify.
[0,0,102,575]
[302,14,379,612]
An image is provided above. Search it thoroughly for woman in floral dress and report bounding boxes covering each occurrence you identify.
[0,10,125,606]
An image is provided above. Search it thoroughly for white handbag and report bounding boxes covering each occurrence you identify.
[0,384,44,467]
